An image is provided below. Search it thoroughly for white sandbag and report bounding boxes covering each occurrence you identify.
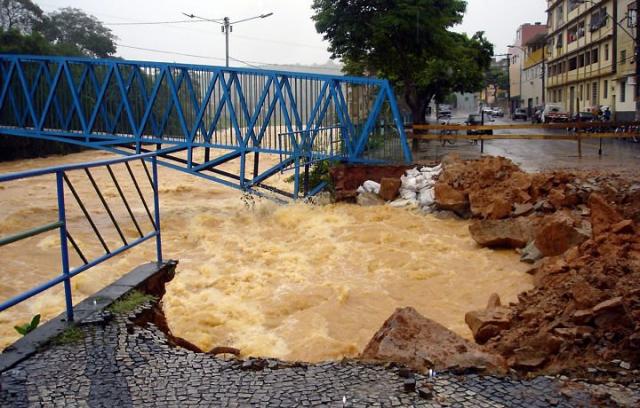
[362,180,381,194]
[406,167,421,178]
[400,188,417,200]
[415,175,430,190]
[401,175,418,192]
[418,188,435,207]
[389,198,416,208]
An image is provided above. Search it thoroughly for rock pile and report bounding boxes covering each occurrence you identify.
[480,196,640,374]
[432,156,640,375]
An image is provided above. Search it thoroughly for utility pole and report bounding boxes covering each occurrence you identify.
[542,43,546,105]
[224,17,230,67]
[183,12,274,68]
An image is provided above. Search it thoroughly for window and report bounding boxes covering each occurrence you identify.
[592,82,598,103]
[585,51,591,66]
[590,8,608,31]
[621,50,627,64]
[621,79,627,103]
[577,21,586,38]
[578,54,585,68]
[556,33,564,48]
[604,80,608,99]
[605,44,609,60]
[579,84,583,100]
[592,48,599,64]
[569,57,577,70]
[557,3,565,26]
[568,26,578,43]
[569,0,581,12]
[628,5,637,28]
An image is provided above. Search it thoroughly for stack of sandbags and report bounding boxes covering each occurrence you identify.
[355,164,443,210]
[391,164,443,209]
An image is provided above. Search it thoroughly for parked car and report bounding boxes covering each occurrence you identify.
[465,114,493,135]
[511,108,527,121]
[492,107,504,117]
[573,112,597,122]
[542,105,570,123]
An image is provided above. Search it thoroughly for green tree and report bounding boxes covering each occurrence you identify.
[312,0,493,124]
[484,64,509,100]
[0,0,43,33]
[40,7,117,58]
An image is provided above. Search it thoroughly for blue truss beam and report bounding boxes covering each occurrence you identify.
[0,54,412,198]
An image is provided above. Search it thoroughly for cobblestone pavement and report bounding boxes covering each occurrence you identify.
[1,302,639,407]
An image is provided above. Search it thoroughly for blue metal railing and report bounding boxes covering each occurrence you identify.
[0,152,162,321]
[0,54,412,198]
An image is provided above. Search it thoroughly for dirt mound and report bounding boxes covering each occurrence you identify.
[484,205,640,375]
[435,156,640,375]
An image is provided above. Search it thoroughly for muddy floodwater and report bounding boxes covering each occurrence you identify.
[0,151,532,361]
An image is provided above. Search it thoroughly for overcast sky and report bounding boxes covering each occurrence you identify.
[37,0,548,68]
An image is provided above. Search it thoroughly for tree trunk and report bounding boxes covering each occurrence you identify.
[406,92,430,152]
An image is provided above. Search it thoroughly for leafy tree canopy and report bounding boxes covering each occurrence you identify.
[0,2,116,58]
[0,0,43,33]
[484,63,509,96]
[312,0,494,123]
[40,7,117,58]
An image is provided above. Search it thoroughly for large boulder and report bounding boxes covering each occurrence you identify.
[589,193,623,236]
[533,213,589,257]
[360,307,506,373]
[434,183,468,215]
[465,294,512,345]
[468,218,532,249]
[379,177,402,201]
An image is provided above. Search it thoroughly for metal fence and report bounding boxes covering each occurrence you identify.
[0,152,162,321]
[0,54,412,198]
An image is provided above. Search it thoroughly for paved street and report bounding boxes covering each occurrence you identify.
[1,299,639,407]
[414,112,640,173]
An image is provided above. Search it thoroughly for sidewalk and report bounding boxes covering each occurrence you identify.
[1,299,638,407]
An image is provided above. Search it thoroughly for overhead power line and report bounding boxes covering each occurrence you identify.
[116,43,342,72]
[116,44,226,62]
[105,19,210,26]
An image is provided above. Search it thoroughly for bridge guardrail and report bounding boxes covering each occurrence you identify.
[0,152,162,321]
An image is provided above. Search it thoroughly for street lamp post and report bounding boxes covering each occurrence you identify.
[183,12,274,67]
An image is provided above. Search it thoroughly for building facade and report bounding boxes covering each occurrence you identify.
[521,32,548,115]
[614,0,637,120]
[545,0,617,115]
[509,23,548,112]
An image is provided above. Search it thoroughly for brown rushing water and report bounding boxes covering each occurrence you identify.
[0,151,532,361]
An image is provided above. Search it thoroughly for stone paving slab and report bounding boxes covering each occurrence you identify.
[1,300,639,407]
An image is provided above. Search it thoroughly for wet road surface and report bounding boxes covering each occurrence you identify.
[415,114,640,173]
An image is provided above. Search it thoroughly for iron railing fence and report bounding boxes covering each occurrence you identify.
[0,152,162,321]
[0,54,412,198]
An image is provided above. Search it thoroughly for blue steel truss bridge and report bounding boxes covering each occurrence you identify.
[0,54,412,199]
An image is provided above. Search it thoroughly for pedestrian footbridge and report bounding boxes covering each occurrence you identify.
[0,54,412,198]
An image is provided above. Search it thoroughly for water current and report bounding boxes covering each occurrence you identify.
[0,151,532,361]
